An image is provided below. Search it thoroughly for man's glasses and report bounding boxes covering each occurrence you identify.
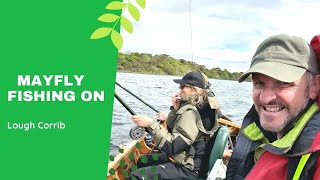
[179,84,193,89]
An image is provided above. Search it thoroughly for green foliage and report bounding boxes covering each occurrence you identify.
[120,16,133,33]
[90,27,112,39]
[117,52,245,81]
[111,29,123,49]
[136,0,146,8]
[98,14,119,22]
[128,3,140,21]
[91,0,147,50]
[106,1,127,9]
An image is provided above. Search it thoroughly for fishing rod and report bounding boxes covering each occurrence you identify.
[114,93,147,140]
[188,0,194,71]
[114,93,136,115]
[116,82,159,113]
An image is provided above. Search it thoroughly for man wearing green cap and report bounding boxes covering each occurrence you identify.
[226,34,320,180]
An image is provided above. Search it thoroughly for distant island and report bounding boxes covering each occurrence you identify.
[117,52,245,81]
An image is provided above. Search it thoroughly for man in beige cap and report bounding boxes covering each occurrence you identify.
[226,34,320,180]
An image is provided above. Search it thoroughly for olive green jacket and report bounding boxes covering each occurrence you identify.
[148,101,216,170]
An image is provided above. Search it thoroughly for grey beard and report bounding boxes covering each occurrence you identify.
[257,89,310,133]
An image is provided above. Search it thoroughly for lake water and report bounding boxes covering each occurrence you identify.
[110,72,253,156]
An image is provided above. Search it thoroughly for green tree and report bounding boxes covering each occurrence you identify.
[117,52,246,81]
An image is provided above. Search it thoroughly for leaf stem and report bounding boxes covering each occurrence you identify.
[112,0,131,31]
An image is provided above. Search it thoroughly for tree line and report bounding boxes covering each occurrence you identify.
[117,52,245,81]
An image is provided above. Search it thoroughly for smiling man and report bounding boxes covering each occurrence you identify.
[226,34,320,180]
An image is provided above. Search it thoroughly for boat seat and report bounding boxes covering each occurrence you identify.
[206,126,229,175]
[204,126,229,180]
[170,126,229,180]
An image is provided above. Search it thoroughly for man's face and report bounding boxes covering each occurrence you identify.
[252,73,310,133]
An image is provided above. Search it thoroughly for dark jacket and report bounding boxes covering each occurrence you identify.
[227,102,320,180]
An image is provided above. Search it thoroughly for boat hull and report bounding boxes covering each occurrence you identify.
[107,118,240,180]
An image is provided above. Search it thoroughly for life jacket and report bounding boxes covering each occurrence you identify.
[196,96,220,177]
[162,101,217,171]
[163,94,220,173]
[311,34,320,60]
[310,34,320,107]
[227,101,320,180]
[197,96,219,133]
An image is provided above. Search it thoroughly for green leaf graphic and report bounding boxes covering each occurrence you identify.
[98,13,119,22]
[90,27,112,39]
[92,0,147,48]
[106,1,127,10]
[111,30,123,49]
[128,3,140,21]
[136,0,146,9]
[120,16,133,33]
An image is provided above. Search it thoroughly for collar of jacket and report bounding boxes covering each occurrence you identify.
[242,102,319,155]
[175,101,197,115]
[175,101,217,136]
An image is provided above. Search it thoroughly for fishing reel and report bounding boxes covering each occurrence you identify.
[129,119,164,140]
[129,126,146,140]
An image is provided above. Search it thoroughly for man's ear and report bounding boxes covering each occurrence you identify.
[310,74,320,100]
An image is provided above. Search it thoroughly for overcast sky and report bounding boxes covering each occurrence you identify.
[121,0,320,72]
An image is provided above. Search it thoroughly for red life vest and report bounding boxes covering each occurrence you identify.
[311,34,320,107]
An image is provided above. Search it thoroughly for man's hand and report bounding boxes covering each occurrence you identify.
[131,115,154,127]
[157,112,168,122]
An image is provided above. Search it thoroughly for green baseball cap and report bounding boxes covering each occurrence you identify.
[239,34,319,83]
